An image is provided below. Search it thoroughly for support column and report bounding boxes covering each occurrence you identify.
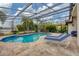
[72,17,77,31]
[77,4,79,46]
[11,20,14,32]
[68,23,73,34]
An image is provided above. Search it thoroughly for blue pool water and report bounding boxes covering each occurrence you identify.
[1,33,47,43]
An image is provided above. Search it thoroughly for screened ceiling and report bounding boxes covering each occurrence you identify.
[0,3,73,24]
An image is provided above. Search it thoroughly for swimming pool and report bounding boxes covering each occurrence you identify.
[1,33,47,43]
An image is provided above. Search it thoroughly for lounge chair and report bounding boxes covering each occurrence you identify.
[45,34,72,48]
[46,33,66,38]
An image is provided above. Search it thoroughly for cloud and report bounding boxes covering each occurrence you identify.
[40,15,53,22]
[18,8,23,10]
[62,4,70,7]
[53,3,70,10]
[24,5,36,13]
[37,7,42,12]
[13,7,23,16]
[14,11,20,16]
[41,15,53,20]
[14,7,33,17]
[0,3,12,16]
[36,6,47,12]
[47,3,53,7]
[42,6,47,10]
[22,12,33,17]
[17,5,48,17]
[53,6,60,10]
[0,3,12,8]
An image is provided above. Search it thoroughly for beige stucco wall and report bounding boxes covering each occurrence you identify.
[68,4,77,34]
[68,24,73,34]
[68,20,77,34]
[71,4,79,46]
[77,4,79,45]
[72,17,77,31]
[68,4,78,45]
[72,4,77,32]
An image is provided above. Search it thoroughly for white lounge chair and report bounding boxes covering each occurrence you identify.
[45,34,72,48]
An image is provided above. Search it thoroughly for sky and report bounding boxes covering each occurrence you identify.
[10,3,26,14]
[0,3,70,27]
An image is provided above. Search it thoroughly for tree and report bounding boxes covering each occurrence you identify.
[57,25,67,33]
[17,25,24,31]
[16,16,68,33]
[20,16,35,31]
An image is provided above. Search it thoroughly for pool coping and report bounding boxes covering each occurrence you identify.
[0,32,47,41]
[0,33,34,41]
[0,34,17,40]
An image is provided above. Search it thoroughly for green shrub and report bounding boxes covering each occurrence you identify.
[12,31,19,34]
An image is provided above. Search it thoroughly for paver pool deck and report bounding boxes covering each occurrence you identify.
[0,33,79,56]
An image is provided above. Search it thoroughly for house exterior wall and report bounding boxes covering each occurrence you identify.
[68,4,78,45]
[77,4,79,45]
[71,4,77,32]
[71,4,79,46]
[68,18,77,34]
[72,17,77,31]
[68,24,73,34]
